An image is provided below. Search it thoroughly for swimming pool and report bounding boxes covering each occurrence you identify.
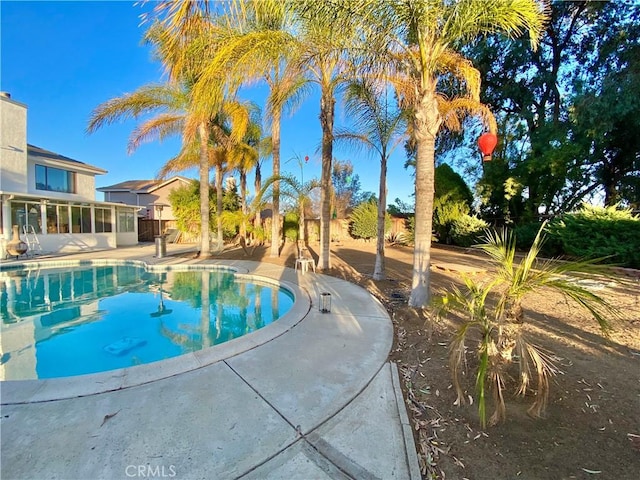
[0,263,294,380]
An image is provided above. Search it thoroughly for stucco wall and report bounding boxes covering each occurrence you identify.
[34,233,116,253]
[116,231,138,246]
[0,96,28,192]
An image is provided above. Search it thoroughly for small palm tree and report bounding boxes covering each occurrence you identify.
[336,79,407,280]
[437,224,618,428]
[253,174,320,246]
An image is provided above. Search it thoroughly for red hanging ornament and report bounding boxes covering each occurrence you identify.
[478,133,498,162]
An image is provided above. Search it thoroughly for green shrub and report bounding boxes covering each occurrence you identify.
[405,216,415,243]
[349,201,390,239]
[252,225,268,244]
[514,221,563,257]
[219,211,243,240]
[433,194,470,244]
[450,214,489,247]
[283,211,299,243]
[548,204,640,268]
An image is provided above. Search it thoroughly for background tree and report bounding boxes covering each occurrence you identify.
[330,159,369,219]
[349,200,391,241]
[167,179,214,239]
[230,103,262,240]
[570,4,640,207]
[433,164,475,243]
[467,1,640,220]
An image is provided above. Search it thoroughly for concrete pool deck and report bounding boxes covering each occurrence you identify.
[1,244,421,480]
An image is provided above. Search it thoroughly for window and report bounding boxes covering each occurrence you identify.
[94,208,113,233]
[46,204,70,233]
[10,202,42,234]
[71,206,91,233]
[117,209,135,233]
[35,164,76,193]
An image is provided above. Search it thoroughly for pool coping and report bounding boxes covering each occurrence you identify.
[0,260,312,404]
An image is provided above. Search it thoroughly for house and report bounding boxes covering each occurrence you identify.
[97,176,193,221]
[0,92,140,257]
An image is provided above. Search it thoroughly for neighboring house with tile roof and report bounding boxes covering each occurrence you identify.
[97,176,193,222]
[0,92,140,257]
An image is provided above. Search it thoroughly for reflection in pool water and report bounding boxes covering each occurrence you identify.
[0,265,293,380]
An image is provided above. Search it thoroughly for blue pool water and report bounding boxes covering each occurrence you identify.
[0,264,293,380]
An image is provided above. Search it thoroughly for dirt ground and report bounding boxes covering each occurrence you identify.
[214,239,640,480]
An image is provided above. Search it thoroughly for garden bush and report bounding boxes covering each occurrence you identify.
[433,194,470,244]
[450,214,489,247]
[283,211,299,243]
[349,201,390,239]
[548,204,640,268]
[514,221,563,257]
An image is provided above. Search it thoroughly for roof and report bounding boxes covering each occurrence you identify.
[0,190,141,210]
[97,176,193,193]
[27,144,108,175]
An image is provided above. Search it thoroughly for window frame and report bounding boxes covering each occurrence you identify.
[35,164,76,194]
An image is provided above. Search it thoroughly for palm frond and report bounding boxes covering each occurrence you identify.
[87,84,186,134]
[436,49,482,100]
[441,0,548,50]
[438,97,498,134]
[128,113,185,153]
[157,140,200,178]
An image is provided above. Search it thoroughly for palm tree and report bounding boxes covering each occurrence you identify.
[253,174,320,247]
[230,104,262,240]
[437,225,618,427]
[384,0,546,307]
[337,79,407,280]
[85,82,220,252]
[289,1,365,271]
[159,100,255,252]
[188,0,308,258]
[139,2,219,257]
[252,135,273,243]
[311,0,546,304]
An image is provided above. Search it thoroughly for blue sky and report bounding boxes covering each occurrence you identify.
[1,0,416,206]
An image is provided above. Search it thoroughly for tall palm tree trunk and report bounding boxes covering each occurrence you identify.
[409,90,441,307]
[299,204,306,245]
[318,90,335,270]
[270,113,281,257]
[215,164,224,252]
[373,153,388,280]
[240,169,248,238]
[198,123,211,257]
[253,162,262,243]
